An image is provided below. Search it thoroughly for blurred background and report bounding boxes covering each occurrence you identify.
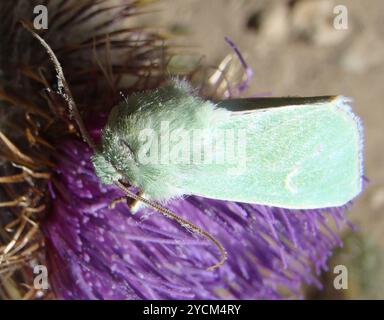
[131,0,384,299]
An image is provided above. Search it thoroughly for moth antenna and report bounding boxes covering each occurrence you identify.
[21,20,97,152]
[115,180,227,271]
[21,21,228,271]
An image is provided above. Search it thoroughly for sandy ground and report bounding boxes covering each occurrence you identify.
[132,0,384,298]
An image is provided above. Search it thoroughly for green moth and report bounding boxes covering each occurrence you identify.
[24,23,363,269]
[92,79,363,209]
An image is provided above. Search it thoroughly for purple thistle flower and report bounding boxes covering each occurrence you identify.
[42,117,352,299]
[0,0,361,301]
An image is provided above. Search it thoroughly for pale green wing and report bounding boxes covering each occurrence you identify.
[181,96,363,209]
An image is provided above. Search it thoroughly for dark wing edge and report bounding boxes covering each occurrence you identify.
[215,96,338,112]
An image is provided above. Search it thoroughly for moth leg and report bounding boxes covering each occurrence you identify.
[108,196,127,209]
[129,191,146,214]
[108,192,146,215]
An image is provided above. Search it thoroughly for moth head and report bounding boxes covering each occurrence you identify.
[91,124,139,186]
[91,151,122,184]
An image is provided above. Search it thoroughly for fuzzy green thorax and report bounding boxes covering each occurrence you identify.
[91,79,229,200]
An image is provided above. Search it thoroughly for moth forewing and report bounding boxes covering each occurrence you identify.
[180,95,363,209]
